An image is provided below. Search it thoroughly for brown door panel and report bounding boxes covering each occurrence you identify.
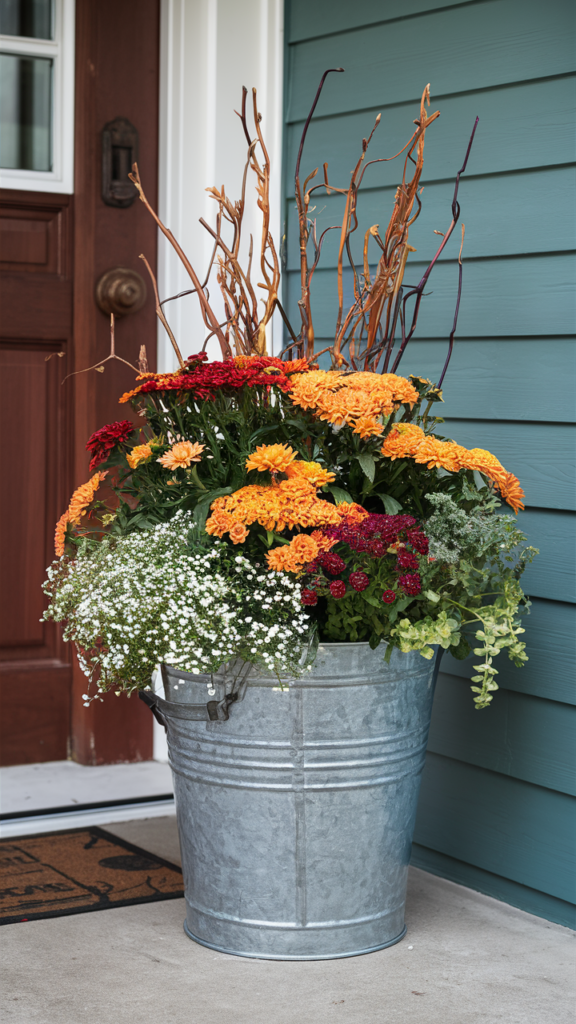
[0,0,160,765]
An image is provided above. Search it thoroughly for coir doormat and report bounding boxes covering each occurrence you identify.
[0,826,183,925]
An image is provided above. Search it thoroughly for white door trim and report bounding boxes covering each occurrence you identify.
[157,0,285,373]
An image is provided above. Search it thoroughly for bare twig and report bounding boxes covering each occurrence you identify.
[139,254,185,368]
[61,315,138,384]
[390,116,479,374]
[437,223,465,388]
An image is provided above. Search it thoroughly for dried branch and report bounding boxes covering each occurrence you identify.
[293,67,344,358]
[390,116,479,374]
[139,254,185,368]
[61,315,138,384]
[437,223,465,388]
[129,163,231,358]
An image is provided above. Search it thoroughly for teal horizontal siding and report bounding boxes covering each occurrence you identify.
[400,339,576,424]
[512,510,575,604]
[443,421,576,510]
[428,675,576,796]
[284,0,576,923]
[286,0,575,120]
[286,254,576,338]
[286,167,576,264]
[287,0,480,42]
[285,77,576,190]
[410,845,576,929]
[442,599,576,705]
[413,753,576,904]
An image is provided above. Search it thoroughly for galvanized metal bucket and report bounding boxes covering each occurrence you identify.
[143,642,439,960]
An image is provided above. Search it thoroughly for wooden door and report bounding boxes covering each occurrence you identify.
[0,0,160,766]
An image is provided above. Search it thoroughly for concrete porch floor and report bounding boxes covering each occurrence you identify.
[2,814,574,1024]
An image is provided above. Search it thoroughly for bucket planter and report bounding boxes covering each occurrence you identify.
[143,644,440,960]
[44,75,536,961]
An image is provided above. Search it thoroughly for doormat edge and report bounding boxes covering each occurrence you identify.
[0,825,183,926]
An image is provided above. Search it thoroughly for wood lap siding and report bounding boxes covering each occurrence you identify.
[283,0,576,926]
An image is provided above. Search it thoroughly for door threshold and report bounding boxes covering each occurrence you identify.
[0,794,175,838]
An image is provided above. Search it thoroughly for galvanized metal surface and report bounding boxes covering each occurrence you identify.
[160,643,439,960]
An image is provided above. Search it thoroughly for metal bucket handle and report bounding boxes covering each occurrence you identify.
[138,688,239,726]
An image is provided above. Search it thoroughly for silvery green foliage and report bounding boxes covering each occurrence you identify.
[408,493,538,709]
[393,611,462,659]
[43,512,312,696]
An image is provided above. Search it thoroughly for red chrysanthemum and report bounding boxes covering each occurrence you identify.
[320,553,346,575]
[86,420,135,471]
[407,529,429,555]
[329,580,347,599]
[382,590,396,604]
[349,571,370,592]
[396,550,419,571]
[398,573,422,596]
[301,588,318,607]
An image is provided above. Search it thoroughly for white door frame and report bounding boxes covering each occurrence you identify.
[156,0,285,374]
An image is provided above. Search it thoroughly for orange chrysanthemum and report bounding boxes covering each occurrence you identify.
[229,522,250,545]
[290,533,319,561]
[67,472,108,524]
[119,372,178,404]
[310,529,337,552]
[54,471,108,554]
[54,510,71,557]
[157,440,205,470]
[285,460,336,488]
[351,416,385,439]
[335,502,369,524]
[205,477,341,537]
[127,444,152,469]
[205,510,237,538]
[380,423,425,460]
[245,443,297,475]
[289,370,418,435]
[381,427,524,512]
[266,533,319,573]
[498,472,525,515]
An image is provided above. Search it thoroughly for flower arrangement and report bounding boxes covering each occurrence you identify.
[43,77,537,709]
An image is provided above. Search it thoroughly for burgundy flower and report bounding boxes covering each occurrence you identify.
[396,550,419,571]
[407,530,429,555]
[329,580,347,599]
[371,540,386,558]
[301,588,318,607]
[86,420,135,471]
[398,573,422,596]
[382,590,396,604]
[320,553,346,575]
[349,571,370,592]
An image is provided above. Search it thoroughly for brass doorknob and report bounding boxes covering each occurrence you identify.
[95,267,147,317]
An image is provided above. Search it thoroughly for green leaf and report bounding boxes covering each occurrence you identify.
[356,453,375,483]
[192,487,232,530]
[327,485,353,504]
[374,492,402,515]
[424,590,441,603]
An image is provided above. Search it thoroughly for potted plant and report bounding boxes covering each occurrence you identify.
[44,77,536,959]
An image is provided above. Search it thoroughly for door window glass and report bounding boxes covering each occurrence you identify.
[0,51,52,169]
[0,0,53,39]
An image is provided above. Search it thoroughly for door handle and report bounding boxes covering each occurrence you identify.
[95,267,147,317]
